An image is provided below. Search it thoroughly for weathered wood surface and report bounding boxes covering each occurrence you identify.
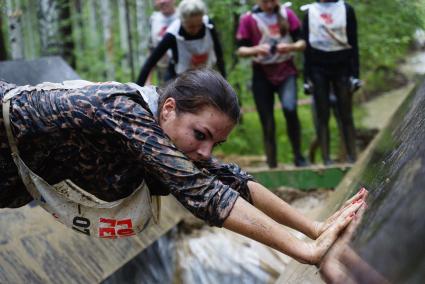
[0,196,189,283]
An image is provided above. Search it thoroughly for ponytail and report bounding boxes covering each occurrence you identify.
[276,5,289,36]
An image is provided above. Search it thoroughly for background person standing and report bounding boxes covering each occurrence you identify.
[146,0,177,85]
[302,0,360,165]
[137,0,226,86]
[236,0,307,168]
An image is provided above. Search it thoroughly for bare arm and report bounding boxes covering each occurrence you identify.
[248,181,319,239]
[276,39,306,54]
[237,39,305,58]
[236,44,270,57]
[290,39,306,52]
[223,196,364,264]
[248,181,368,240]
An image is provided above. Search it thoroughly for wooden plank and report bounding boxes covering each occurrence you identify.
[0,196,189,283]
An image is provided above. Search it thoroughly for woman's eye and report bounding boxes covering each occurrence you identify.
[194,130,206,141]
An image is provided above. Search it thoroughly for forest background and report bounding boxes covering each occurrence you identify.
[1,0,425,164]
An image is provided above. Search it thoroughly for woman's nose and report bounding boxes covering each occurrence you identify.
[197,143,213,160]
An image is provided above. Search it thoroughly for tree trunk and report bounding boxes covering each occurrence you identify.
[38,0,60,55]
[71,0,84,69]
[58,0,75,67]
[118,0,131,78]
[135,0,149,71]
[0,14,8,60]
[87,0,99,47]
[100,0,115,79]
[6,0,24,59]
[124,0,135,81]
[18,0,36,59]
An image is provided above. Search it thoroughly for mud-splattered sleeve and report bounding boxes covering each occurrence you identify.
[194,157,255,204]
[94,93,240,227]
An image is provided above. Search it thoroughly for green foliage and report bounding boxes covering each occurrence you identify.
[354,0,423,92]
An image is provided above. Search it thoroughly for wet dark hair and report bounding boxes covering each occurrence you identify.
[158,69,240,124]
[275,5,289,36]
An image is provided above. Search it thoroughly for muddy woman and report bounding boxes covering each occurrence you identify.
[0,69,365,264]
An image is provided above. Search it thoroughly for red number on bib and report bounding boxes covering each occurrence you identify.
[98,218,135,238]
[116,219,136,237]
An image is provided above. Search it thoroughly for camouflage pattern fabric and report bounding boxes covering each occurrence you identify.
[0,81,253,226]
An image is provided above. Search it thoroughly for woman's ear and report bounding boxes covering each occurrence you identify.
[160,97,177,122]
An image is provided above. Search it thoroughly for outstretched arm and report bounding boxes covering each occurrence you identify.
[193,157,367,242]
[248,181,368,240]
[248,181,319,239]
[223,195,364,264]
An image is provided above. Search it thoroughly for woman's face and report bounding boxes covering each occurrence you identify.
[257,0,279,14]
[155,0,175,15]
[182,14,204,36]
[160,98,235,161]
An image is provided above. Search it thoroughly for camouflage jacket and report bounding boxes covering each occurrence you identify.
[0,81,253,226]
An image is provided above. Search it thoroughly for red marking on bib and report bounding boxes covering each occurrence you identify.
[158,26,168,37]
[267,23,280,36]
[191,53,209,67]
[320,13,333,25]
[98,218,136,238]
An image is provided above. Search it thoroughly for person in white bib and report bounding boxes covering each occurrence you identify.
[302,0,360,165]
[236,0,308,168]
[137,0,225,86]
[0,69,366,264]
[146,0,177,85]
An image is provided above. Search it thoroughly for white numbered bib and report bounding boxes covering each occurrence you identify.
[308,0,351,51]
[167,15,216,74]
[150,11,177,67]
[252,7,294,64]
[2,81,161,239]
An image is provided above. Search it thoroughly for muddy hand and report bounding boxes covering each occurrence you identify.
[313,187,368,238]
[343,187,369,208]
[306,201,365,265]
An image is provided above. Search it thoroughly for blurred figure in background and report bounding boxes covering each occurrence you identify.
[137,0,226,86]
[236,0,307,168]
[146,0,177,85]
[302,0,360,165]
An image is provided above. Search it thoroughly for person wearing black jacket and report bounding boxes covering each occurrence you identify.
[137,0,225,86]
[302,0,360,165]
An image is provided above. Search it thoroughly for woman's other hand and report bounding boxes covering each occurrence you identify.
[302,200,366,264]
[313,187,369,239]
